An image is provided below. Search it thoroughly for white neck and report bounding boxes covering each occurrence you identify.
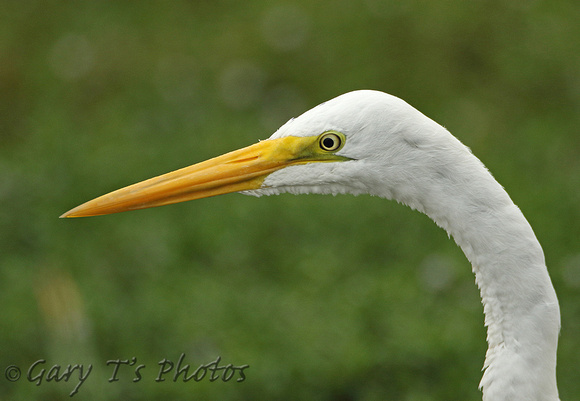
[401,142,561,400]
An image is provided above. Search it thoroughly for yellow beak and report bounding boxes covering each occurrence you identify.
[60,135,348,218]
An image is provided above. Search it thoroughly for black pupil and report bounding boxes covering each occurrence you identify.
[323,136,336,149]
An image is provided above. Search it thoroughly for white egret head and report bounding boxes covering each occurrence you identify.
[61,90,473,218]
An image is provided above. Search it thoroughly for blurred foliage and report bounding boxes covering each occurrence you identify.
[1,0,579,400]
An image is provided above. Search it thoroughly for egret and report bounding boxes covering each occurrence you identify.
[62,90,560,400]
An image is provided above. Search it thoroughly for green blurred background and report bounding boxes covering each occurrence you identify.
[1,1,579,400]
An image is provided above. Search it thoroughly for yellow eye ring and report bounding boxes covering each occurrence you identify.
[319,132,344,152]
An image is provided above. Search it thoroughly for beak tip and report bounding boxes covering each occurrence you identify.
[60,206,85,218]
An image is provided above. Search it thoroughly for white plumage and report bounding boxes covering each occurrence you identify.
[63,90,561,400]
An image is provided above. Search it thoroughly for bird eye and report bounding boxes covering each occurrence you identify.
[319,132,343,152]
